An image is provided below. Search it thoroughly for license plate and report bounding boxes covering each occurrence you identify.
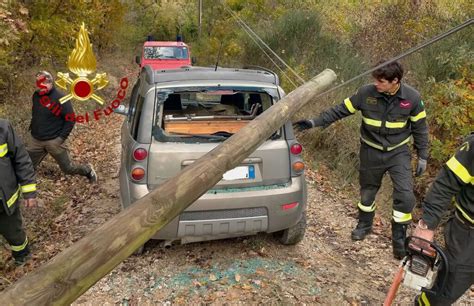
[223,165,255,181]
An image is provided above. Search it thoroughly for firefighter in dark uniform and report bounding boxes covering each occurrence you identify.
[0,119,37,265]
[294,61,429,259]
[412,133,474,305]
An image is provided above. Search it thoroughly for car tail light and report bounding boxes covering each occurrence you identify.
[133,148,148,161]
[290,143,302,155]
[131,167,145,181]
[292,161,305,172]
[282,202,299,210]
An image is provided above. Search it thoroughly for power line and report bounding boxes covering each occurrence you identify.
[222,3,306,85]
[312,18,474,99]
[222,2,472,98]
[232,15,300,89]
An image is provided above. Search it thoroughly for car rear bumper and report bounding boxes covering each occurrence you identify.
[121,174,307,242]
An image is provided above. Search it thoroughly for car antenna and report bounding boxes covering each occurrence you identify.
[215,42,224,71]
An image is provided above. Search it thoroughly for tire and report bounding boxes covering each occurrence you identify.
[277,212,307,245]
[133,245,145,255]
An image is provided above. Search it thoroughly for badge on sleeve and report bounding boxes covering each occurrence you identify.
[399,100,412,109]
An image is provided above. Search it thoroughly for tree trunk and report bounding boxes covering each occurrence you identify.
[1,69,337,305]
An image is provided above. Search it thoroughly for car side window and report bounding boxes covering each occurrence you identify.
[131,95,145,140]
[128,81,140,123]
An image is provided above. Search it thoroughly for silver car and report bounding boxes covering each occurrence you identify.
[117,66,307,246]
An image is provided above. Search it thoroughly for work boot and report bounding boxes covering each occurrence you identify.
[14,253,31,266]
[392,221,408,259]
[351,211,374,241]
[13,244,31,267]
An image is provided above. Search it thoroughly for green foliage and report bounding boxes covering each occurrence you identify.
[425,46,474,165]
[0,0,126,96]
[240,8,366,92]
[0,1,29,92]
[23,0,126,65]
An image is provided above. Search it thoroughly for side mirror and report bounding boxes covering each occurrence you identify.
[114,104,129,116]
[191,56,196,65]
[135,55,141,65]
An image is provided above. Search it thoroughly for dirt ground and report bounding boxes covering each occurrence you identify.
[1,76,473,305]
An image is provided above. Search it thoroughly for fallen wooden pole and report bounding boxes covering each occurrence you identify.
[1,69,336,305]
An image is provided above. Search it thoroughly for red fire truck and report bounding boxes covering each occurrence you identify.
[136,39,193,70]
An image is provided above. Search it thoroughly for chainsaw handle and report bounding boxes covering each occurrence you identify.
[406,236,449,295]
[407,235,436,257]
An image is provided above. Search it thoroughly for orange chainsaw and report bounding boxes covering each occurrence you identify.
[383,236,448,305]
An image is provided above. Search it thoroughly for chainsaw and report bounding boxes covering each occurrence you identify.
[383,236,449,305]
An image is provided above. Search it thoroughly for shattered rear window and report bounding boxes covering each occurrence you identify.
[153,88,278,142]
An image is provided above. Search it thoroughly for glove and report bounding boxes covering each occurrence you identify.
[293,120,314,131]
[415,158,427,176]
[293,117,325,132]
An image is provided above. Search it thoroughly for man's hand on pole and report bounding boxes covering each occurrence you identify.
[293,118,324,132]
[293,120,314,131]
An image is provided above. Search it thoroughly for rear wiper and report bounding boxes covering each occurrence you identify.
[211,131,234,138]
[167,131,227,140]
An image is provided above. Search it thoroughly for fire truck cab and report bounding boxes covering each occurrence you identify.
[136,40,192,70]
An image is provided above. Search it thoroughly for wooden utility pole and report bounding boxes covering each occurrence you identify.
[1,69,336,305]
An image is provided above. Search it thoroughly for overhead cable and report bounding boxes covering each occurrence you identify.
[222,3,472,99]
[312,18,474,98]
[222,3,306,85]
[232,15,300,89]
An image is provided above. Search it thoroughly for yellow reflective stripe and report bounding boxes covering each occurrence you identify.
[385,120,407,128]
[446,156,473,184]
[11,237,28,252]
[6,187,20,208]
[344,98,356,114]
[388,136,411,150]
[0,143,7,157]
[410,110,427,122]
[360,136,411,152]
[420,292,431,305]
[393,210,412,223]
[21,183,37,193]
[361,137,384,150]
[362,116,382,127]
[358,201,376,212]
[455,202,474,224]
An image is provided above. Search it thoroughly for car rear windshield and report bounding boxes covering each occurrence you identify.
[144,46,189,60]
[152,87,279,142]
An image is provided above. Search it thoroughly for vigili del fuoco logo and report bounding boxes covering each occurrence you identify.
[36,23,128,124]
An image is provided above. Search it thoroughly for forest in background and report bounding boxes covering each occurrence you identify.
[0,0,473,197]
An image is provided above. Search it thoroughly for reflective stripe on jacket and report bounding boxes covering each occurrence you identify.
[422,134,474,229]
[0,119,37,216]
[313,83,429,159]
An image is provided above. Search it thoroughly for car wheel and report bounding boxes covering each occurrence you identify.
[133,245,145,255]
[276,212,307,245]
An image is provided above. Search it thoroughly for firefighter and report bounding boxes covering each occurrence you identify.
[0,119,37,265]
[412,133,473,305]
[294,60,429,259]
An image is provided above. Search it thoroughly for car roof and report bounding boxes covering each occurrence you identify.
[141,66,279,86]
[144,41,188,47]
